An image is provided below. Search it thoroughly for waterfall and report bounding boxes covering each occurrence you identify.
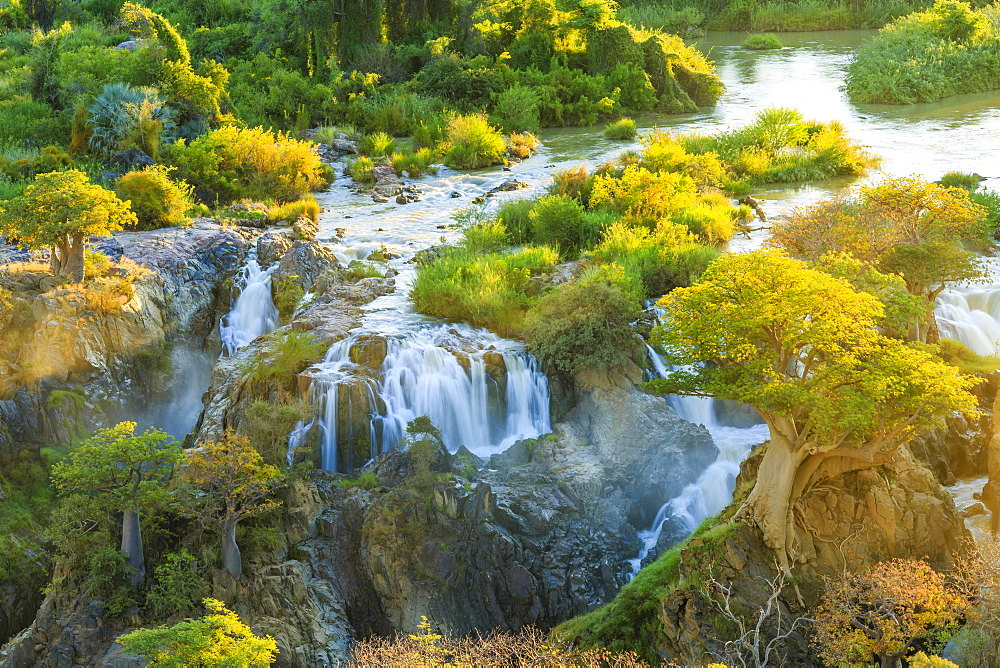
[936,286,1000,356]
[220,255,280,355]
[286,418,315,468]
[629,345,769,578]
[310,324,551,472]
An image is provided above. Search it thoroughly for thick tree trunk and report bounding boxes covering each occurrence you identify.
[744,438,809,570]
[121,508,145,585]
[67,233,85,283]
[880,653,903,668]
[222,521,242,578]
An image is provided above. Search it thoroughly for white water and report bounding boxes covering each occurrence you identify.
[311,323,550,472]
[286,418,315,468]
[936,285,1000,357]
[628,347,769,577]
[219,256,280,355]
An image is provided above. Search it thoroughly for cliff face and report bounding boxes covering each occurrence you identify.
[562,441,970,666]
[0,223,248,452]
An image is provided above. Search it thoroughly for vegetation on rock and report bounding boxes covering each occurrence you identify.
[645,249,981,571]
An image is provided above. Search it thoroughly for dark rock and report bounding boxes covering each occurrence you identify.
[109,148,154,171]
[450,191,462,198]
[256,230,292,269]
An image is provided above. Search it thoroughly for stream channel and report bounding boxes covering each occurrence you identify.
[160,29,1000,573]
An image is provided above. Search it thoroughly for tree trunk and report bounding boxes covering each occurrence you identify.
[222,521,242,578]
[121,508,145,585]
[879,653,903,668]
[67,233,85,283]
[744,438,809,570]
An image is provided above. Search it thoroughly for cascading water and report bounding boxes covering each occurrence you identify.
[219,254,280,355]
[310,323,550,472]
[936,285,1000,356]
[629,346,769,578]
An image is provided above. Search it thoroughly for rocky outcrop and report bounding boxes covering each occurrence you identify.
[570,442,971,666]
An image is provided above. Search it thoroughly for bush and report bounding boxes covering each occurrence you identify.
[348,156,376,184]
[411,246,558,336]
[847,1,1000,104]
[742,33,784,50]
[146,550,209,620]
[524,268,642,375]
[591,220,719,297]
[115,166,193,229]
[496,199,537,245]
[268,197,319,224]
[507,132,539,161]
[937,171,983,191]
[444,114,507,170]
[359,131,396,157]
[493,85,541,133]
[462,221,509,253]
[164,126,330,205]
[247,330,326,391]
[604,118,638,140]
[529,195,604,257]
[87,83,173,159]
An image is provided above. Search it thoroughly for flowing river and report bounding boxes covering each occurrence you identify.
[150,29,1000,564]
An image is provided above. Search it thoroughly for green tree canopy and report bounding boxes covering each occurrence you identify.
[180,431,283,578]
[646,249,980,571]
[0,170,135,282]
[51,421,181,584]
[117,598,278,667]
[771,175,989,341]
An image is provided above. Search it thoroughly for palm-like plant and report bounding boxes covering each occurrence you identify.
[87,83,175,160]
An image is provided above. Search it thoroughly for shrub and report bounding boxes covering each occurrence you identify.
[411,246,558,336]
[742,33,784,50]
[243,399,308,467]
[529,194,603,257]
[115,166,193,229]
[164,126,330,205]
[273,275,305,324]
[524,268,642,375]
[495,199,536,245]
[462,221,509,253]
[247,330,326,391]
[145,550,209,620]
[846,1,1000,104]
[493,85,541,132]
[337,471,379,490]
[444,114,506,170]
[268,197,319,224]
[359,131,396,157]
[507,132,540,161]
[604,118,638,140]
[591,220,718,297]
[87,83,173,159]
[84,277,135,313]
[348,156,376,184]
[937,171,983,191]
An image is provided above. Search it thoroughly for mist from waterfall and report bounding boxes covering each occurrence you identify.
[220,256,280,355]
[310,323,551,472]
[629,345,769,578]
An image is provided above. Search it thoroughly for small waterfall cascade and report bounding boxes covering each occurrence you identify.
[220,252,280,355]
[286,418,315,468]
[629,345,769,578]
[310,323,551,472]
[936,285,1000,356]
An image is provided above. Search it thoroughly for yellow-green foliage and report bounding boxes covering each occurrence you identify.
[411,245,558,336]
[640,131,728,188]
[847,0,1000,104]
[348,156,376,184]
[591,220,719,297]
[115,166,193,229]
[268,196,319,224]
[444,114,507,170]
[165,126,330,205]
[678,107,878,187]
[507,132,540,160]
[589,166,735,244]
[247,330,325,391]
[604,118,638,140]
[359,131,396,157]
[743,33,784,49]
[938,338,1000,374]
[117,598,278,667]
